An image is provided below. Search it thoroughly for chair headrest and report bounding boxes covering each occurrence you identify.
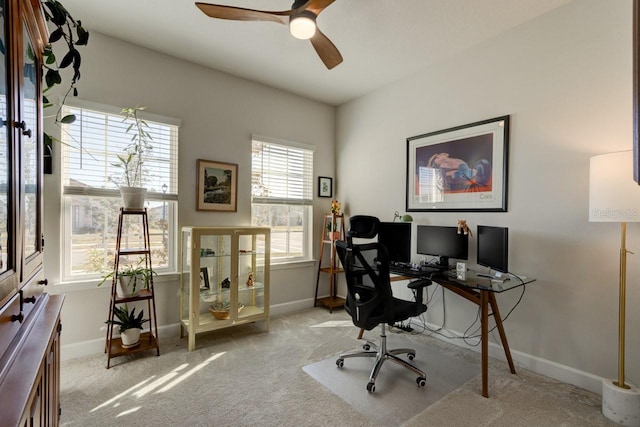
[348,215,380,239]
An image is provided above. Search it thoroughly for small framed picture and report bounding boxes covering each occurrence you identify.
[197,159,238,212]
[199,267,210,290]
[318,176,333,198]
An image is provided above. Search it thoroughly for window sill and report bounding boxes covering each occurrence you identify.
[52,272,180,293]
[267,260,315,271]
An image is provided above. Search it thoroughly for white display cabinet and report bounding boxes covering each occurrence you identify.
[180,226,270,351]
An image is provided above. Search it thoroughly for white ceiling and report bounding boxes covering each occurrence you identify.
[58,0,571,106]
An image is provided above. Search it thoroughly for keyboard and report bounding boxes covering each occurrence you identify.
[389,264,435,278]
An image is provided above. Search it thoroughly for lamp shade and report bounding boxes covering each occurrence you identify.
[589,151,640,223]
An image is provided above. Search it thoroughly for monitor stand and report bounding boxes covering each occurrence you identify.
[435,256,450,270]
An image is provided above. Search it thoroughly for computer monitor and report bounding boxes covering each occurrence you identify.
[378,222,411,264]
[477,225,509,274]
[416,225,468,268]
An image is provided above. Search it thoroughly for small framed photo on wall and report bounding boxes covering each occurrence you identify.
[318,176,333,198]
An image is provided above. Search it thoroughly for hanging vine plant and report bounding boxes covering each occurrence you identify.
[41,0,89,147]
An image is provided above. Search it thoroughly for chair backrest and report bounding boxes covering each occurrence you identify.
[336,216,394,331]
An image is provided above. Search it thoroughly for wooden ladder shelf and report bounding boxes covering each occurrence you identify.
[314,213,346,312]
[105,208,160,368]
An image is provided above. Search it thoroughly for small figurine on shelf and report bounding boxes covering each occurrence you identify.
[330,200,341,215]
[221,277,231,288]
[246,272,254,287]
[457,219,473,237]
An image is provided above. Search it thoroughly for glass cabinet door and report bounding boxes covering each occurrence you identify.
[237,231,267,320]
[199,233,232,317]
[20,21,42,280]
[0,0,17,304]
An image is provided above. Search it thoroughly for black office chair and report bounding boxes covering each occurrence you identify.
[335,215,431,392]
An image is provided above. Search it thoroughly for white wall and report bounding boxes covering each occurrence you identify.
[336,0,637,390]
[44,32,336,355]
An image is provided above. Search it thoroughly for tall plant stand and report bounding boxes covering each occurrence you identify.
[314,213,346,313]
[105,208,160,368]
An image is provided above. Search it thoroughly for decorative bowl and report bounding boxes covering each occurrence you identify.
[208,303,243,320]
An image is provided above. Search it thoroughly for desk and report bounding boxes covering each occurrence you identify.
[386,266,535,398]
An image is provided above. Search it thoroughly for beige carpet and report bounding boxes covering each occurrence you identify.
[59,308,616,426]
[303,334,478,425]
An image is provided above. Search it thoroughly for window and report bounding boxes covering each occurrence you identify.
[251,136,314,263]
[60,101,179,280]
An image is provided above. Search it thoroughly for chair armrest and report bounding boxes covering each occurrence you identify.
[407,279,432,289]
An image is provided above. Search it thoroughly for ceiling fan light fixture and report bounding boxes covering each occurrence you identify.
[289,11,316,40]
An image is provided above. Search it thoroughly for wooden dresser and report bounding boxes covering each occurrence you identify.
[0,292,64,426]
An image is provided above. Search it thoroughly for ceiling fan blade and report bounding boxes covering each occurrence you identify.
[195,2,293,24]
[305,0,336,15]
[310,28,343,69]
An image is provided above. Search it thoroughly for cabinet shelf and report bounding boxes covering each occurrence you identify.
[180,226,271,351]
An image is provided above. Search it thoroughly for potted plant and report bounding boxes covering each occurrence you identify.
[98,261,156,298]
[112,105,154,209]
[105,304,149,348]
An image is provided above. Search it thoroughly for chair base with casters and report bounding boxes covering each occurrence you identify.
[336,323,427,393]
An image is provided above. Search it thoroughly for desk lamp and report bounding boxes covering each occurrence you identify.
[589,151,640,425]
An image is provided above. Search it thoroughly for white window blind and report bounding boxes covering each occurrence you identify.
[62,104,179,201]
[251,138,313,204]
[252,136,314,262]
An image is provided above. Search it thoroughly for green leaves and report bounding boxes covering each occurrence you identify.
[45,68,61,87]
[42,0,89,147]
[105,304,149,333]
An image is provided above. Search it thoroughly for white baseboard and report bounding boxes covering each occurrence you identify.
[419,320,605,396]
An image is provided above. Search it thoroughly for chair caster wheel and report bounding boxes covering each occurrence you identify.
[363,344,371,351]
[407,353,415,360]
[336,358,344,368]
[367,382,376,392]
[416,376,426,387]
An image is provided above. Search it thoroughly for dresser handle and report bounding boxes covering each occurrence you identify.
[24,296,36,304]
[38,278,48,286]
[11,312,24,323]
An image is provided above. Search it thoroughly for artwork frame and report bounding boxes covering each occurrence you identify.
[199,267,210,290]
[197,159,238,212]
[318,176,333,198]
[406,116,510,212]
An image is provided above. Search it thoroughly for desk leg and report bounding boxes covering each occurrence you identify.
[481,290,489,398]
[488,292,516,374]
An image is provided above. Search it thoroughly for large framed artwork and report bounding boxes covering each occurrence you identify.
[197,159,238,212]
[406,115,510,212]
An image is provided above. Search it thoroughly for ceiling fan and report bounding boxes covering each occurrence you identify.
[195,0,343,69]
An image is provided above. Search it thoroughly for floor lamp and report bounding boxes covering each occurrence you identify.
[589,151,640,426]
